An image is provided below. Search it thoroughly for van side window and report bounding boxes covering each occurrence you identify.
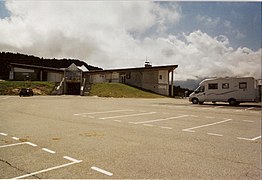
[222,83,229,89]
[208,83,218,89]
[239,82,247,89]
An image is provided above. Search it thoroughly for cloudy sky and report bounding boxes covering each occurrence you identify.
[0,1,261,83]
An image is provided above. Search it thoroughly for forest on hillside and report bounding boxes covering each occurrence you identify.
[0,52,102,79]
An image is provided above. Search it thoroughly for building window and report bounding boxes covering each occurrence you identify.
[208,83,218,89]
[222,83,229,89]
[159,75,162,80]
[126,73,131,79]
[239,82,247,89]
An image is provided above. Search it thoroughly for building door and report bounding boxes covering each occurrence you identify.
[121,75,126,83]
[66,82,80,95]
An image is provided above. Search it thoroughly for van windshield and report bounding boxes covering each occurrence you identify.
[195,86,205,93]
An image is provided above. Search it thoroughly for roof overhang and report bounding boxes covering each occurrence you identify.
[85,65,178,74]
[10,63,64,72]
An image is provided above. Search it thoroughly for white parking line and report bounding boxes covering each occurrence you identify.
[99,112,156,120]
[26,142,37,147]
[252,135,261,140]
[12,160,82,179]
[42,148,56,154]
[242,120,254,123]
[0,132,7,136]
[182,119,232,132]
[74,109,133,116]
[0,141,37,148]
[143,124,154,127]
[207,133,223,137]
[0,142,28,148]
[91,166,113,176]
[206,116,215,119]
[130,115,188,124]
[238,135,261,141]
[12,137,19,140]
[160,126,172,130]
[63,156,81,163]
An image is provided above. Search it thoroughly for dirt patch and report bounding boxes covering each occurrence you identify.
[52,137,60,140]
[79,131,105,138]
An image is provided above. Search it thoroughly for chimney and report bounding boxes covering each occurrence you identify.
[145,61,152,68]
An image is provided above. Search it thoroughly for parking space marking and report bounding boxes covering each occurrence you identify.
[242,120,254,123]
[160,126,172,130]
[99,112,156,120]
[0,132,83,179]
[63,156,81,163]
[206,116,215,119]
[251,135,261,140]
[26,142,37,147]
[0,142,28,148]
[207,133,223,137]
[130,115,188,124]
[0,132,7,136]
[237,135,261,141]
[74,109,133,116]
[12,159,82,179]
[143,124,154,127]
[91,166,113,176]
[12,137,19,140]
[182,119,232,132]
[42,148,56,154]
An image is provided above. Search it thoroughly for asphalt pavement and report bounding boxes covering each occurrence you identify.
[0,96,261,179]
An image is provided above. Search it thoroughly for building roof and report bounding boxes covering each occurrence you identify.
[86,64,178,74]
[10,63,64,72]
[10,63,178,74]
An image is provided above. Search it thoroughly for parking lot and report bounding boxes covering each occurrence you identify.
[0,96,261,179]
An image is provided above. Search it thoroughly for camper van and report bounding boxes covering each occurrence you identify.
[189,77,260,105]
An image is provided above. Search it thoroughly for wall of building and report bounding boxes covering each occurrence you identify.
[125,71,143,87]
[47,72,63,82]
[158,70,169,96]
[12,67,37,81]
[141,70,158,93]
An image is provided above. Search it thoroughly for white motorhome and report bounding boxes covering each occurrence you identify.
[189,77,260,105]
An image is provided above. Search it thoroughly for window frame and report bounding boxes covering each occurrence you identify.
[208,83,218,90]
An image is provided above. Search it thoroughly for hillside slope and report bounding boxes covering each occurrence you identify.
[0,81,55,95]
[0,52,102,80]
[89,83,165,98]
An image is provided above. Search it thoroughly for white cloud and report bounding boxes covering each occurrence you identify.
[0,1,260,82]
[196,15,220,28]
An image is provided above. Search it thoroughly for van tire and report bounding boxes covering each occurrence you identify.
[228,99,238,106]
[192,98,199,104]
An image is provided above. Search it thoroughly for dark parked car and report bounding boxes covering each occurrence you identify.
[19,88,33,97]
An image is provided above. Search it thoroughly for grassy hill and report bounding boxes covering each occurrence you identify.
[0,81,165,98]
[89,83,164,98]
[0,81,55,95]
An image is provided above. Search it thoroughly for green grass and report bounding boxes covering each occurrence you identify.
[89,83,165,98]
[0,81,55,95]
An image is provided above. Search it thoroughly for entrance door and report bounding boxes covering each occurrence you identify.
[121,75,126,83]
[66,82,80,95]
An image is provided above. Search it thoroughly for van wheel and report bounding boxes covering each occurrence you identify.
[228,99,238,106]
[192,98,199,104]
